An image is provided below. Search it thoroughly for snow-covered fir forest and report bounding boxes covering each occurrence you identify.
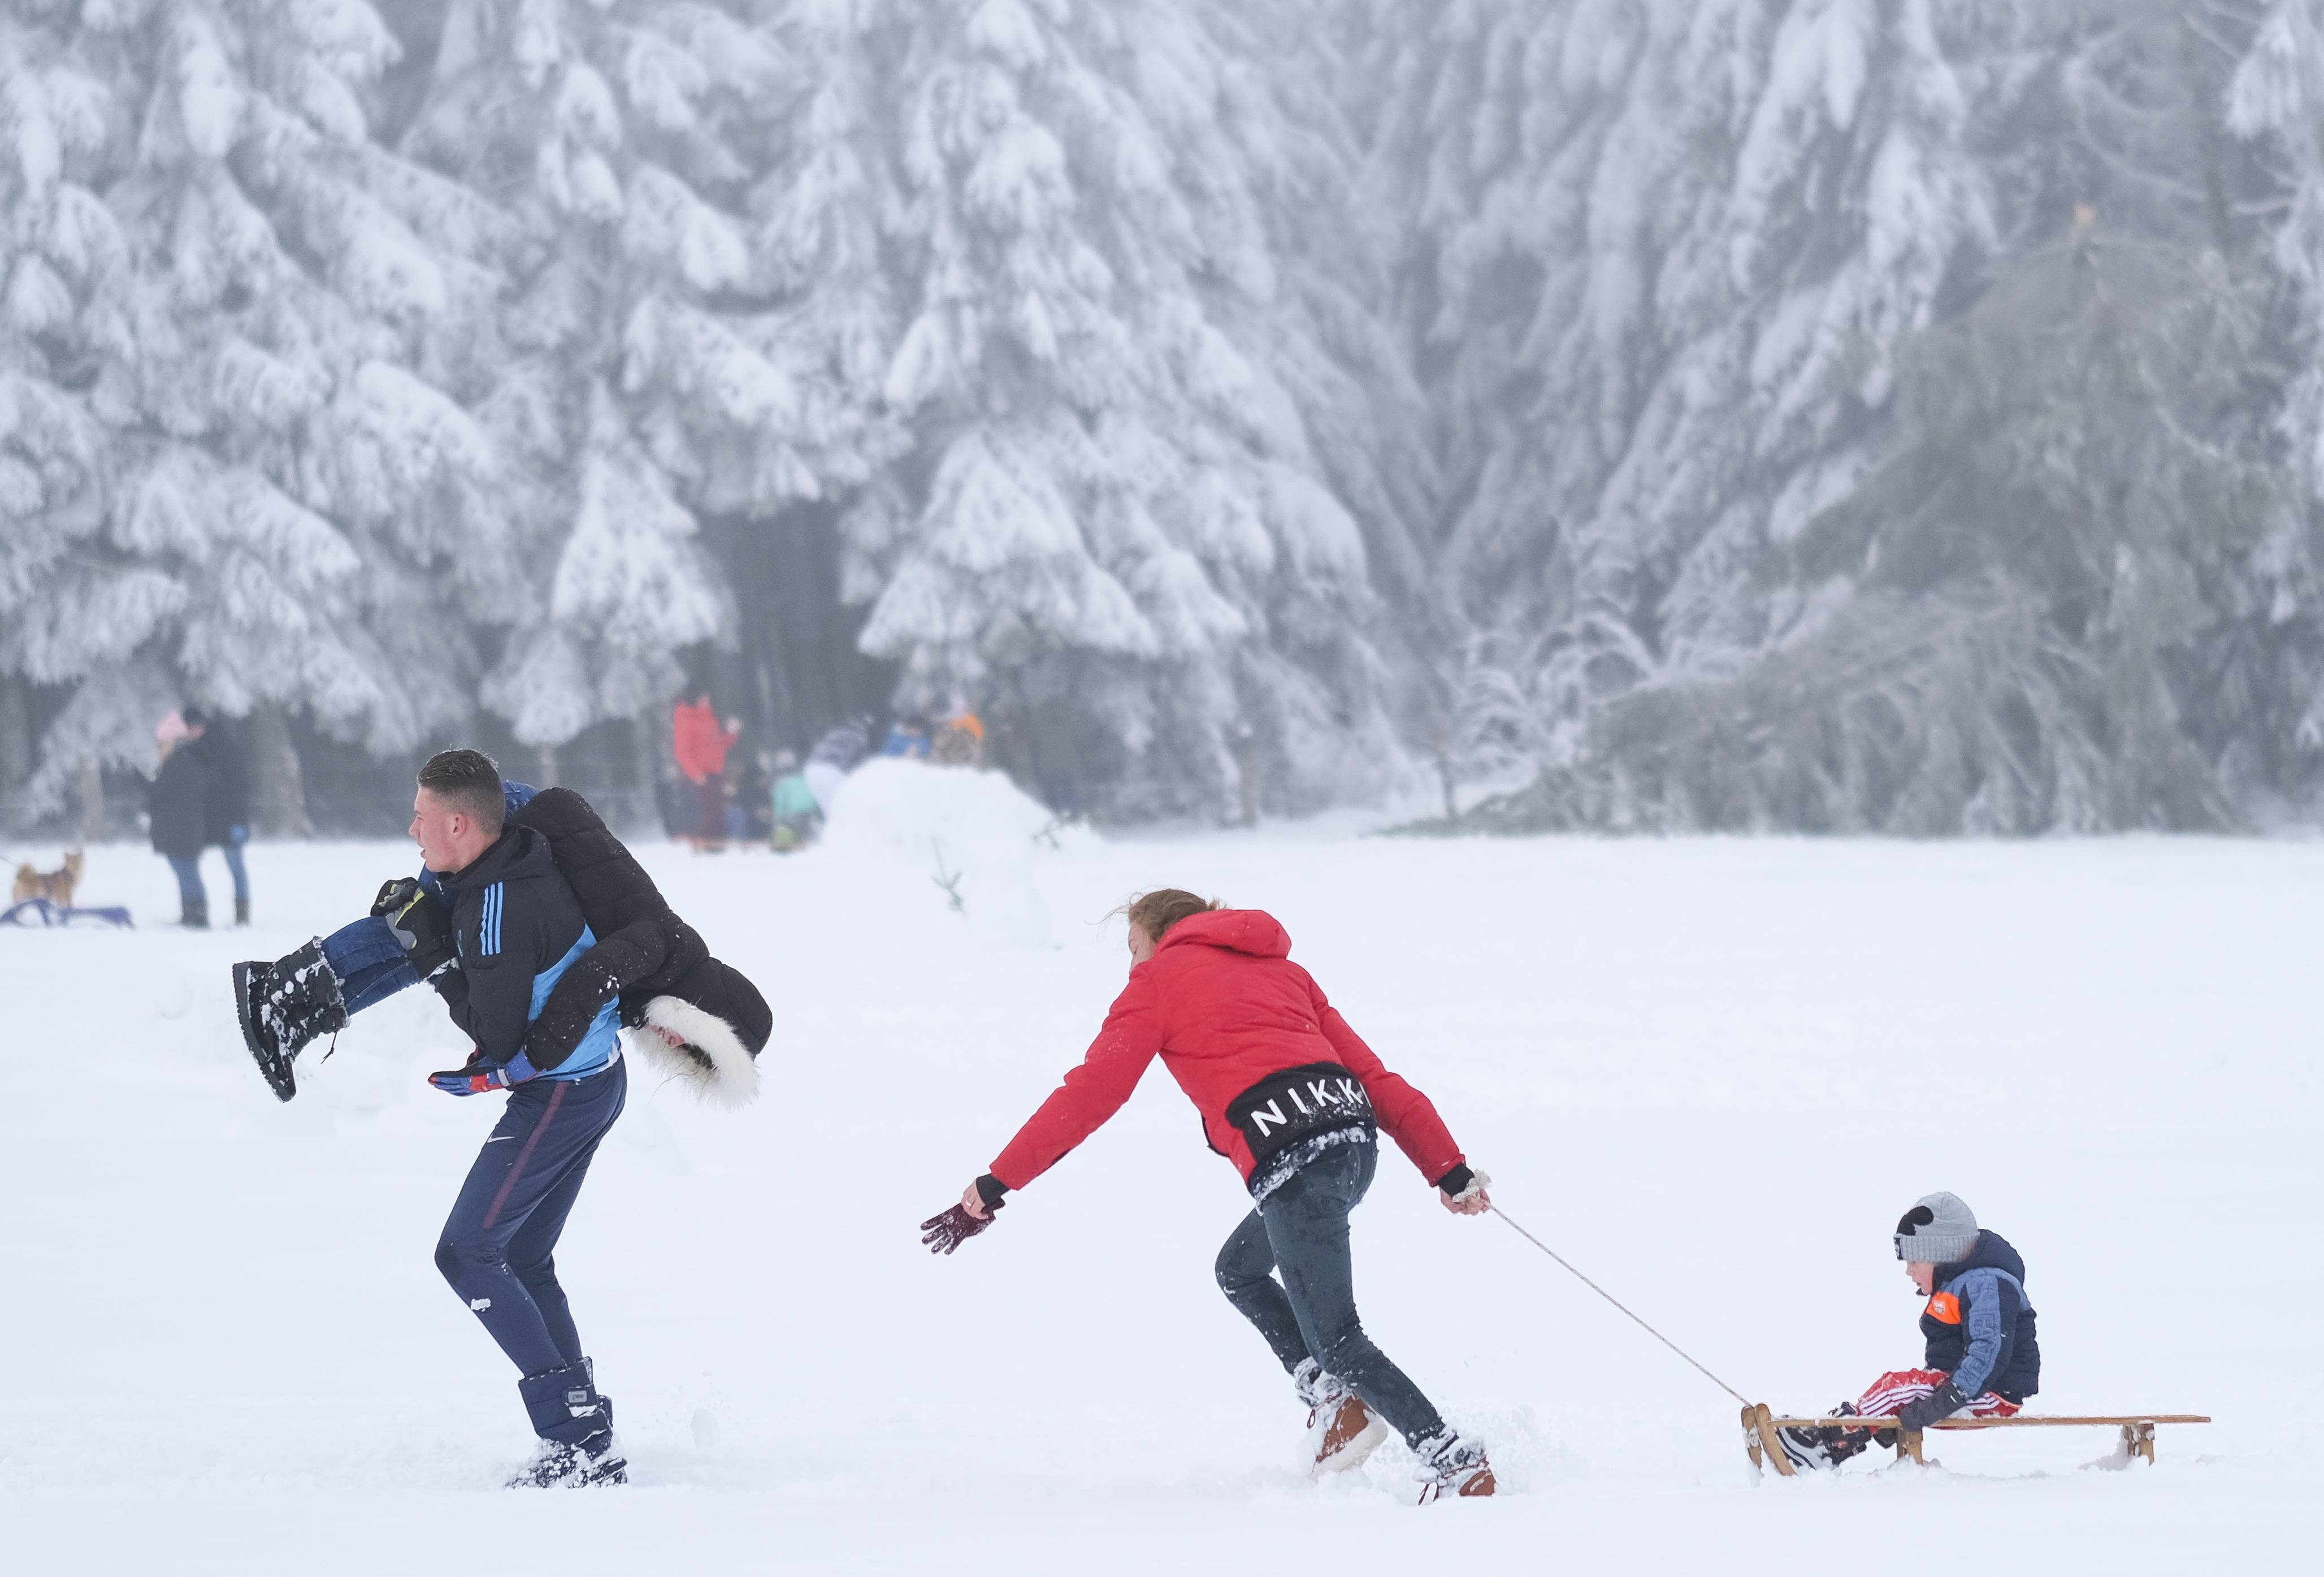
[6,0,2324,834]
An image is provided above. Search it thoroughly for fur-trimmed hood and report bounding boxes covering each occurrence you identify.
[627,954,770,1108]
[635,994,761,1108]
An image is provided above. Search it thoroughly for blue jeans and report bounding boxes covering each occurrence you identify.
[1214,1137,1447,1448]
[435,1059,627,1376]
[166,842,249,909]
[321,916,422,1016]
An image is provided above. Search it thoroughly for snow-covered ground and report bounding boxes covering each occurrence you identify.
[2,779,2313,1572]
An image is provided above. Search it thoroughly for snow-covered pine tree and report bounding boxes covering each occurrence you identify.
[823,0,1425,819]
[1205,0,1448,772]
[8,0,519,816]
[620,0,900,528]
[2231,0,2324,775]
[615,0,917,760]
[1668,0,2297,833]
[0,1,132,822]
[1411,0,2304,831]
[1752,0,2296,833]
[1362,0,2022,825]
[482,384,728,747]
[405,0,906,765]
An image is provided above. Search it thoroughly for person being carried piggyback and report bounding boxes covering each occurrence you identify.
[1776,1191,2041,1471]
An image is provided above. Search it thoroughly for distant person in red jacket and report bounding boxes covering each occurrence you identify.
[923,891,1497,1503]
[670,693,739,852]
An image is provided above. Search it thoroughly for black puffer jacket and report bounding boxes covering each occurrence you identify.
[149,746,209,859]
[514,788,768,1069]
[188,725,250,844]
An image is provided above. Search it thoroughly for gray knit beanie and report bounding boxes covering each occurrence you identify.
[1893,1192,1979,1264]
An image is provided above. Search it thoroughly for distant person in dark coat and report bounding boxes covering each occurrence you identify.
[149,711,211,928]
[187,709,253,925]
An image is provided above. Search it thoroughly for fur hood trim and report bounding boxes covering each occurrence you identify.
[635,994,761,1108]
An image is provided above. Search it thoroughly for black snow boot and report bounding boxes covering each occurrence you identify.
[513,1360,626,1488]
[183,896,209,930]
[232,938,348,1102]
[1776,1403,1878,1472]
[233,896,250,927]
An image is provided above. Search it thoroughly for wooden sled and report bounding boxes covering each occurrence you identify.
[1743,1402,2209,1475]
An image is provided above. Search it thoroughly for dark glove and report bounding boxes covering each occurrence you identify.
[1897,1379,1968,1433]
[428,1050,542,1097]
[374,877,457,980]
[921,1197,1003,1255]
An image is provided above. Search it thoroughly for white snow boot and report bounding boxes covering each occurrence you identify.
[1412,1429,1496,1504]
[1294,1358,1386,1476]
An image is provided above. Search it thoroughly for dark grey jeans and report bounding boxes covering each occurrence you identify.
[1214,1137,1447,1448]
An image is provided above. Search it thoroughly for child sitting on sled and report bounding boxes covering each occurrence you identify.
[1777,1192,2041,1471]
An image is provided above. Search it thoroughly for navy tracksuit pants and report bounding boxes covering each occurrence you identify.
[436,1059,627,1377]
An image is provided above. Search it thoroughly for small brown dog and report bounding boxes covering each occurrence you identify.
[11,850,83,908]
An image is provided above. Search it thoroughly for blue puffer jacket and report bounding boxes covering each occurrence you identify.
[1920,1230,2040,1401]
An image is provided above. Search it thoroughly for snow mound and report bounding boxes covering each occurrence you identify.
[818,759,1086,947]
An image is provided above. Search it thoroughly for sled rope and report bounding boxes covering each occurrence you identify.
[1491,1206,1750,1406]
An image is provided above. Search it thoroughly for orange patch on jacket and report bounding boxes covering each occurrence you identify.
[1925,1292,1962,1325]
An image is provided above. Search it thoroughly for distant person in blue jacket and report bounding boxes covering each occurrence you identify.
[1776,1192,2041,1471]
[881,718,932,759]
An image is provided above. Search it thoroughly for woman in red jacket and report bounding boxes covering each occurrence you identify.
[923,890,1497,1502]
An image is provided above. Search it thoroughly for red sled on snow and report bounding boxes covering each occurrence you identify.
[1741,1402,2210,1475]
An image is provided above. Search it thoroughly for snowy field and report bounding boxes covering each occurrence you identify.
[2,780,2315,1573]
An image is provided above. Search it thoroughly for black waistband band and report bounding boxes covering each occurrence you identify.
[1226,1062,1376,1169]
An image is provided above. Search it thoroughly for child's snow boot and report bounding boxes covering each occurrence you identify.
[1775,1403,1877,1472]
[513,1360,626,1488]
[232,938,348,1102]
[1412,1429,1495,1503]
[1294,1358,1386,1476]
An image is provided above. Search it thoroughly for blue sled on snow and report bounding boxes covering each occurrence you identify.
[1,896,134,929]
